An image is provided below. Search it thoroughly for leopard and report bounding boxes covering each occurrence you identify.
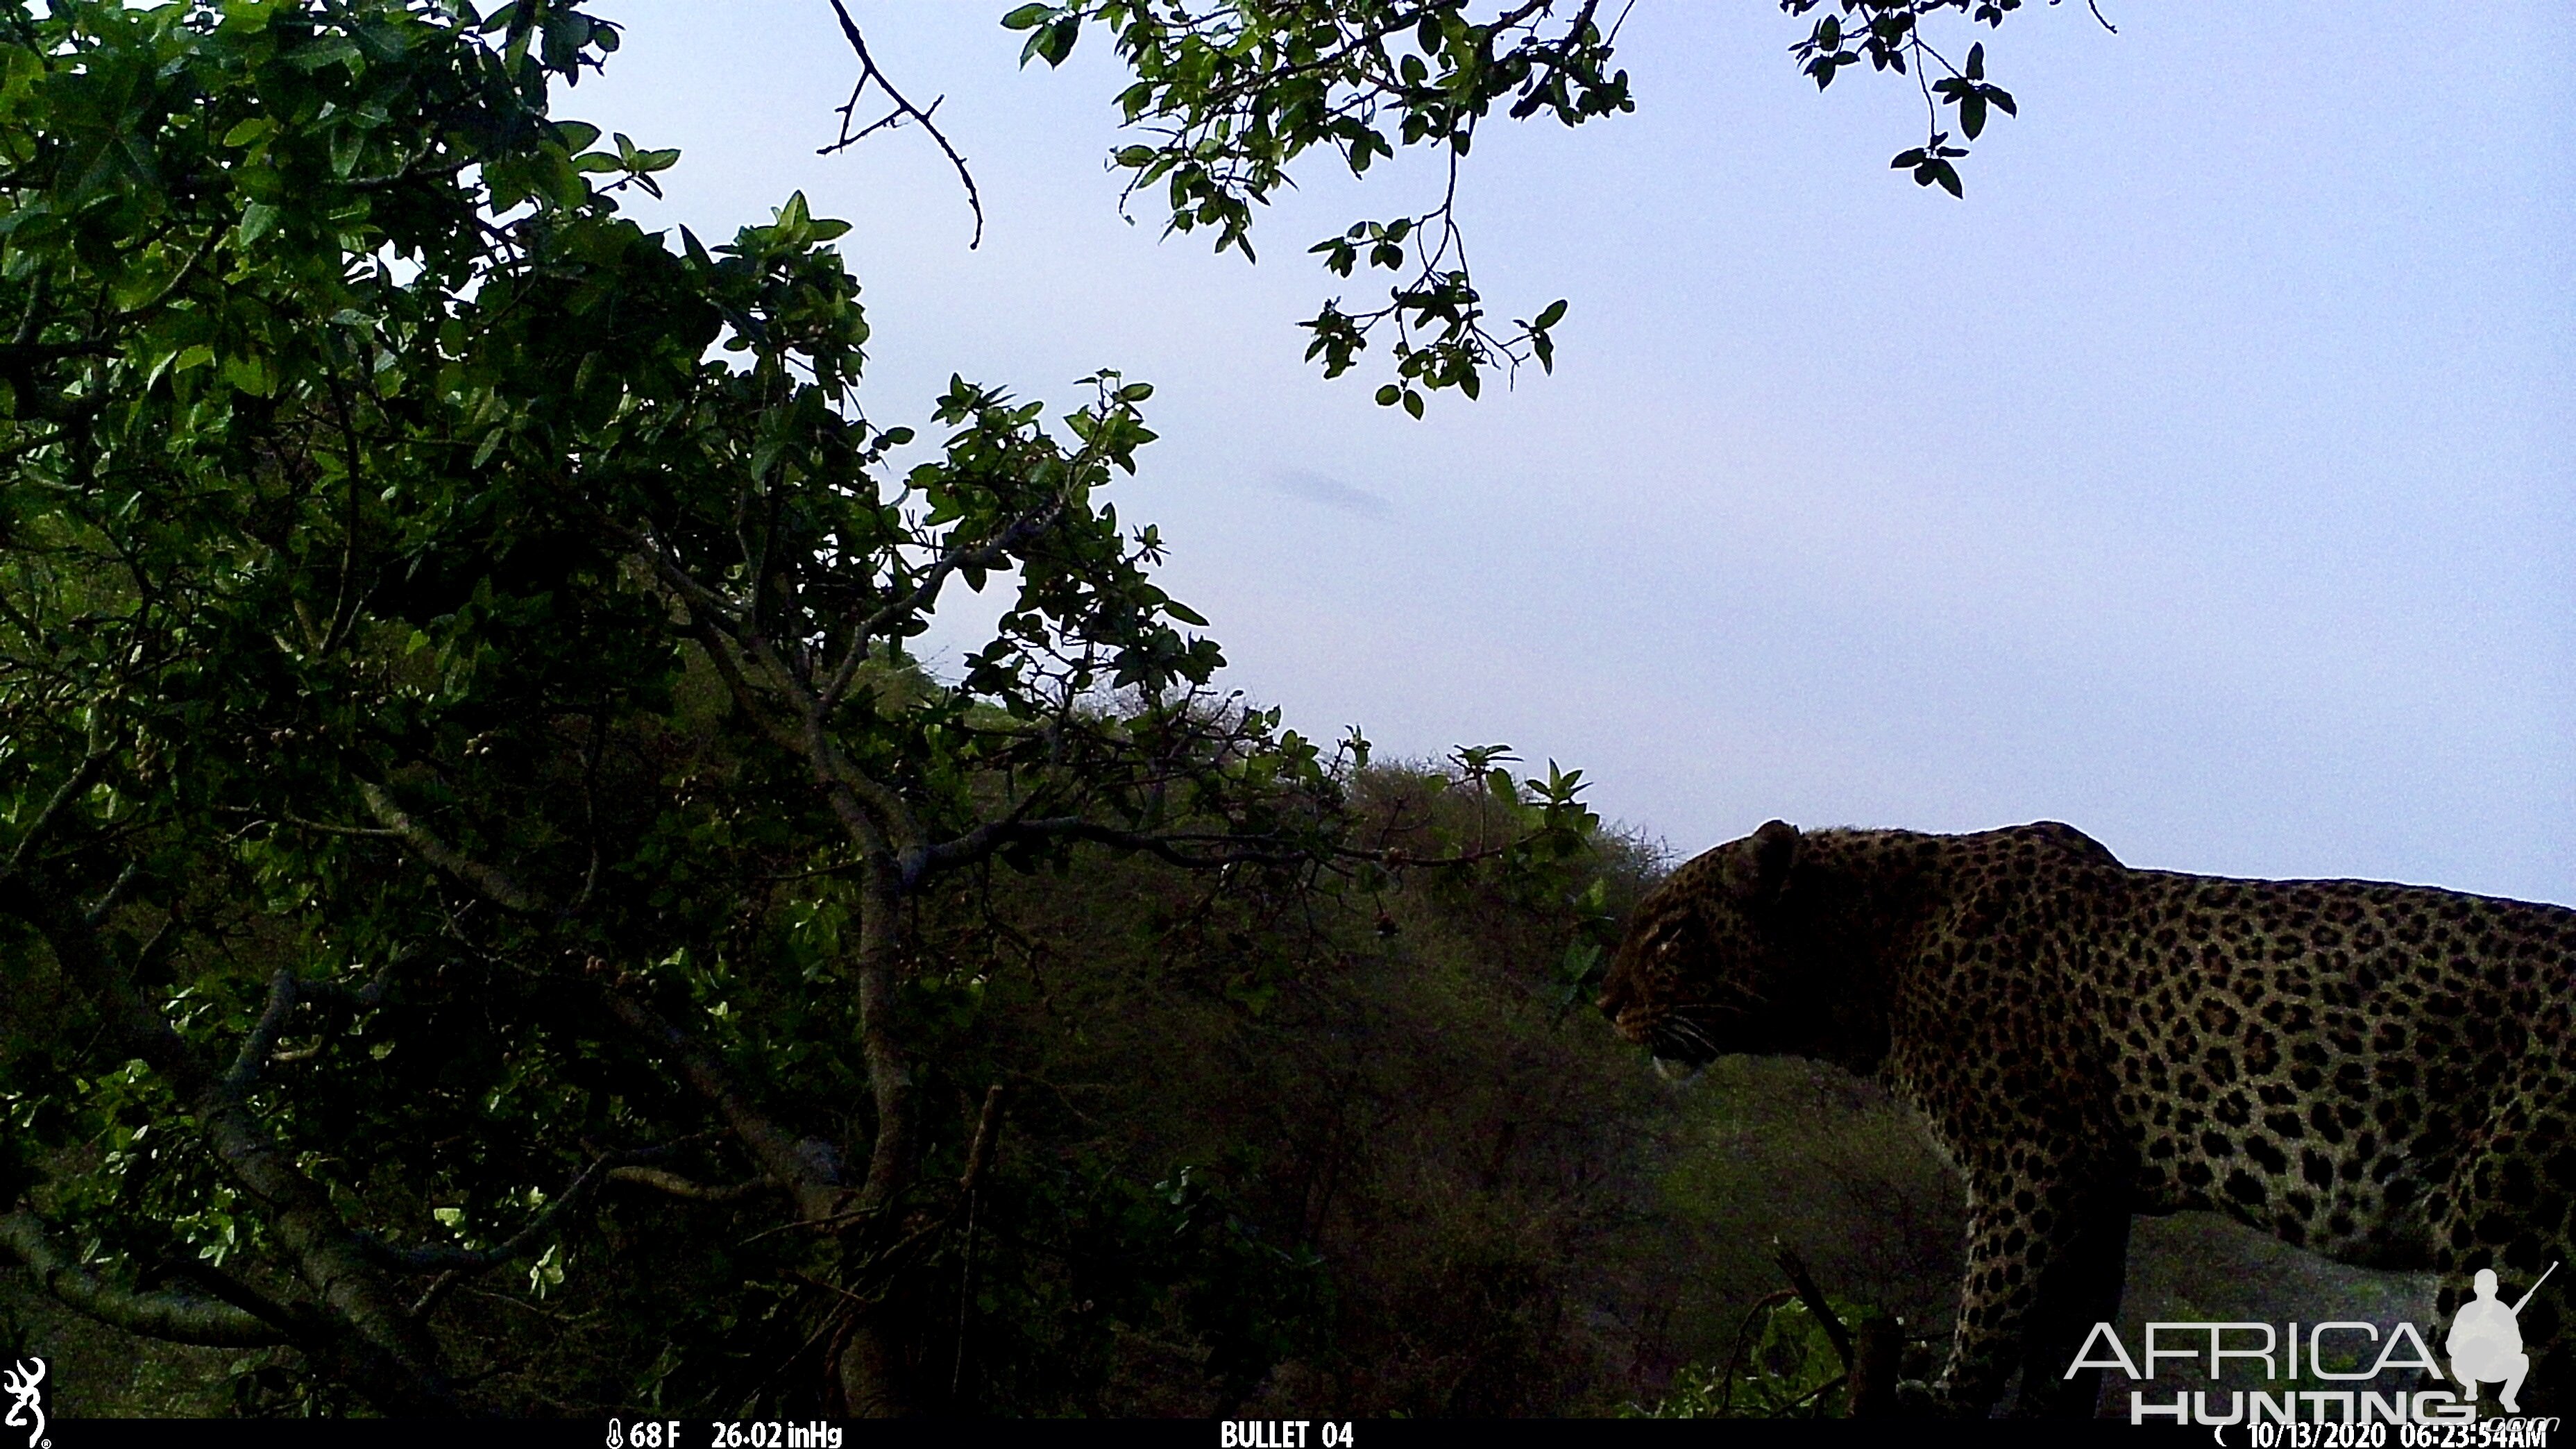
[1598,818,2576,1418]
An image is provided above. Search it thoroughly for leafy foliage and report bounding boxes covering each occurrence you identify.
[1625,1296,1870,1418]
[1001,0,1620,414]
[985,0,2076,408]
[0,0,1611,1416]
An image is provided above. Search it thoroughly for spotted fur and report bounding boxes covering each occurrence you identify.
[1598,820,2576,1417]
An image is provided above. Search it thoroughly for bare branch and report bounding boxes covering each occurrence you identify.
[923,815,1312,879]
[0,338,117,373]
[221,955,406,1086]
[819,0,985,248]
[317,366,369,656]
[1772,1238,1856,1376]
[680,618,808,756]
[409,1270,463,1322]
[272,813,404,839]
[958,1084,1005,1195]
[223,967,300,1099]
[358,781,554,916]
[608,1166,779,1203]
[298,953,405,1010]
[81,861,137,926]
[149,1256,312,1341]
[1,728,112,888]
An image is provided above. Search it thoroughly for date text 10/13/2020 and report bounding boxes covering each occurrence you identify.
[2244,1422,2557,1448]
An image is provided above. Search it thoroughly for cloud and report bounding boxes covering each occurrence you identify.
[1264,468,1393,518]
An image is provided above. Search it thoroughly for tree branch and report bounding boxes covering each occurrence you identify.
[602,514,931,875]
[358,781,553,915]
[148,1255,313,1341]
[819,0,985,248]
[0,1212,287,1348]
[0,870,459,1412]
[680,616,808,756]
[608,1166,779,1203]
[816,495,1067,713]
[222,967,301,1099]
[1772,1238,1856,1377]
[922,815,1312,879]
[597,978,845,1223]
[358,1154,620,1273]
[1,728,112,889]
[958,1084,1005,1196]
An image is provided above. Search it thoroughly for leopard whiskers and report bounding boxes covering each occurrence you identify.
[1657,1012,1720,1060]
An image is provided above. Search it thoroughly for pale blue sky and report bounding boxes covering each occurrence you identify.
[573,3,2574,903]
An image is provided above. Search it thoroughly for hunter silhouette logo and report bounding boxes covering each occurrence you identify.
[2449,1263,2556,1415]
[1,1355,44,1449]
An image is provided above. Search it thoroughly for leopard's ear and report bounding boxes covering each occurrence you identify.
[1721,819,1800,902]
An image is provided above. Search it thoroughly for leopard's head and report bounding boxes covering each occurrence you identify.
[1597,819,1802,1072]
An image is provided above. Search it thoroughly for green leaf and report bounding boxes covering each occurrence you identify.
[237,201,281,246]
[221,353,273,396]
[1022,15,1081,67]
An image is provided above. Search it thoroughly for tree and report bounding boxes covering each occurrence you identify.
[0,0,1604,1415]
[888,0,2084,413]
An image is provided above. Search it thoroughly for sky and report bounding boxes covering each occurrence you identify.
[569,2,2575,904]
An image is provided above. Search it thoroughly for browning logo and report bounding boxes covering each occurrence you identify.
[1,1355,43,1449]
